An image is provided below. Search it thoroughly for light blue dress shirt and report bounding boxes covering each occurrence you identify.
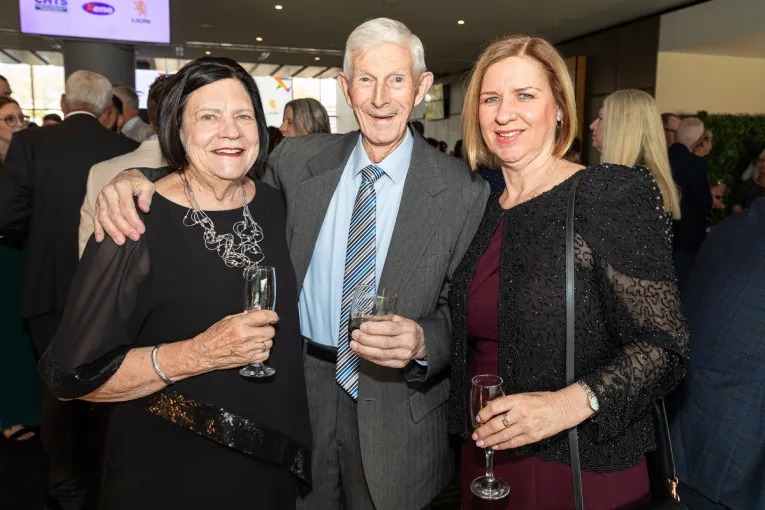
[299,129,413,346]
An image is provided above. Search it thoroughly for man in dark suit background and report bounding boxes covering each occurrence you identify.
[91,18,488,510]
[0,69,137,510]
[669,197,765,510]
[668,117,724,292]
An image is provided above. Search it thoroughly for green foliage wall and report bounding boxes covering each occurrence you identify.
[696,112,765,187]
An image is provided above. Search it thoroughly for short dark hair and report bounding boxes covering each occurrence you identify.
[147,74,171,128]
[0,75,7,83]
[157,57,269,174]
[43,113,62,123]
[411,120,424,136]
[111,94,123,115]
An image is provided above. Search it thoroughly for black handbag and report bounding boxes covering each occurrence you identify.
[564,174,685,510]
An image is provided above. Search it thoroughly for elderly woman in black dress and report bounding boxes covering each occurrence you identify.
[449,36,688,509]
[40,57,310,509]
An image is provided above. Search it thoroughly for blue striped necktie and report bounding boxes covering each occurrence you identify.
[336,164,386,400]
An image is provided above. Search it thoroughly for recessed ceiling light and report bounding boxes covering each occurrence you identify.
[204,50,211,55]
[200,23,212,28]
[457,20,465,25]
[314,56,320,61]
[275,4,283,9]
[256,36,263,42]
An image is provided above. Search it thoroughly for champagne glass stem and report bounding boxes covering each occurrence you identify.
[484,448,497,483]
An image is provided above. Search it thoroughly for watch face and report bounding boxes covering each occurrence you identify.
[590,396,599,412]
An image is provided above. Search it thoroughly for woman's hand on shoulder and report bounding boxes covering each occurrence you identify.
[189,310,279,371]
[472,385,593,450]
[94,169,155,245]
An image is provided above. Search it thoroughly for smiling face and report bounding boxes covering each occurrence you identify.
[339,43,433,163]
[179,78,259,183]
[280,105,297,137]
[590,107,605,152]
[478,56,560,170]
[0,102,25,144]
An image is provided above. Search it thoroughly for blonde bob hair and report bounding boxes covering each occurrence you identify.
[462,35,577,170]
[601,89,681,219]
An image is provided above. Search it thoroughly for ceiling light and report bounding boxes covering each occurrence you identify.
[457,20,465,25]
[204,50,211,55]
[256,36,263,42]
[275,4,283,9]
[314,56,320,61]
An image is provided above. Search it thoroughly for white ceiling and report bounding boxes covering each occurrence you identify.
[1,0,695,76]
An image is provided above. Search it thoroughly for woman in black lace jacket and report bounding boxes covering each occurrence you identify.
[449,36,688,509]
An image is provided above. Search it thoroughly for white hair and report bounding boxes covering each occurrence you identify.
[676,117,704,147]
[64,70,112,115]
[112,83,139,110]
[343,18,426,76]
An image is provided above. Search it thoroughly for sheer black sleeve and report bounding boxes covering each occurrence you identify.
[579,166,689,441]
[39,234,150,399]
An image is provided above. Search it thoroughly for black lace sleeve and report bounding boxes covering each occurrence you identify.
[579,166,689,441]
[39,234,150,399]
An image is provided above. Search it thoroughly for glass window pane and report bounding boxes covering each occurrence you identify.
[0,63,33,110]
[32,65,65,112]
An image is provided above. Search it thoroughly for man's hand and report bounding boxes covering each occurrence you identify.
[349,315,426,369]
[94,169,155,244]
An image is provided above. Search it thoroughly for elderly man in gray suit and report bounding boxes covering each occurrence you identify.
[90,18,488,510]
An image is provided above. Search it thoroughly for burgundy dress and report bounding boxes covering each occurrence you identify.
[461,219,651,510]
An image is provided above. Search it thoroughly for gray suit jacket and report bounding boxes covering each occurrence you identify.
[264,131,489,509]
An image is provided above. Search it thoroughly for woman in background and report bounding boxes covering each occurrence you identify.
[589,88,681,220]
[279,97,330,137]
[0,96,40,447]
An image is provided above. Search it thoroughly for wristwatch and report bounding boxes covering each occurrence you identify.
[577,380,599,415]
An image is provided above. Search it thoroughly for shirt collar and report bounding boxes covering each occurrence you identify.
[122,116,140,132]
[64,111,97,119]
[349,127,413,185]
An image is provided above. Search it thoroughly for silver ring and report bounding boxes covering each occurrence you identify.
[501,415,511,428]
[261,341,267,353]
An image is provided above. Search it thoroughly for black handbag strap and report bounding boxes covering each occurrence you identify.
[566,172,585,510]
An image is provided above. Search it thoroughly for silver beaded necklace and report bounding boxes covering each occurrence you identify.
[179,171,265,275]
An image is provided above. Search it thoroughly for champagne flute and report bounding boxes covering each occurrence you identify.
[470,374,511,500]
[239,266,277,379]
[348,284,397,337]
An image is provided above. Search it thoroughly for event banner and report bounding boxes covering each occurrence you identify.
[20,0,170,44]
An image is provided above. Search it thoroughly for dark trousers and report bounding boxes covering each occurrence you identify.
[296,341,376,510]
[28,311,104,510]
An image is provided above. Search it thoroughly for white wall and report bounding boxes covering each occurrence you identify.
[655,52,765,114]
[660,0,765,52]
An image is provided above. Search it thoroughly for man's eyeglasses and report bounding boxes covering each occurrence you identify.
[2,114,29,127]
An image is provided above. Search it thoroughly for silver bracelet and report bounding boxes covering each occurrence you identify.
[151,344,175,385]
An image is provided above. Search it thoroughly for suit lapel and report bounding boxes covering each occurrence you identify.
[292,133,358,288]
[379,135,447,295]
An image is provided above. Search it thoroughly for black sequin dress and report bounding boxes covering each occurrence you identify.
[448,164,689,473]
[40,182,310,509]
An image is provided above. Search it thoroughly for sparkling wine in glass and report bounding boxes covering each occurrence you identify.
[240,266,276,379]
[348,284,397,337]
[470,374,511,500]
